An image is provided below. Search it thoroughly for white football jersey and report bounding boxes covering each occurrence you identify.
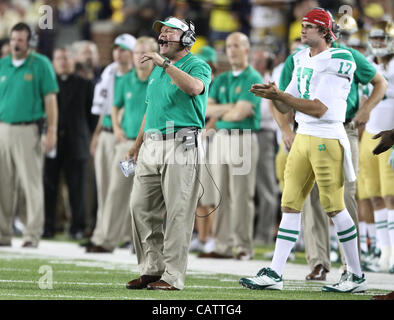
[365,57,394,134]
[285,47,356,126]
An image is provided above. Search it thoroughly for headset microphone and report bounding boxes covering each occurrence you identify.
[157,39,181,45]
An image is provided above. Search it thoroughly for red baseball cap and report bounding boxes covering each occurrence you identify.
[303,8,337,41]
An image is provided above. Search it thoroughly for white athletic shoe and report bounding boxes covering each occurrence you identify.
[189,237,204,253]
[239,267,283,290]
[322,272,367,293]
[203,237,215,253]
[362,259,381,272]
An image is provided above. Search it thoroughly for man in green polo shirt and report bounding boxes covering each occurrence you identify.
[85,33,135,250]
[124,17,211,291]
[0,22,59,248]
[198,32,262,261]
[86,37,157,253]
[275,27,387,281]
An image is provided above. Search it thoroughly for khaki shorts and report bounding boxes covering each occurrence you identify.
[356,139,369,200]
[360,130,394,198]
[281,134,345,212]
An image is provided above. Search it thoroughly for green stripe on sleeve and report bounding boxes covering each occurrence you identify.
[332,52,354,62]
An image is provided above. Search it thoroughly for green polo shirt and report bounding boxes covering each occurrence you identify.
[279,43,376,120]
[144,53,211,134]
[210,65,262,130]
[101,73,127,129]
[0,52,58,123]
[114,69,149,139]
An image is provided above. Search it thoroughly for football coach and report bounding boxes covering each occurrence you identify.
[124,17,211,291]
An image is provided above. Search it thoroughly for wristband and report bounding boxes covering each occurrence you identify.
[162,58,171,69]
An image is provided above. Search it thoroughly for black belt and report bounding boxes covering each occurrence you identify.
[102,127,113,133]
[144,127,200,141]
[6,120,39,126]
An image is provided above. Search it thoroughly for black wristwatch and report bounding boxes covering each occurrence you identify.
[162,58,171,69]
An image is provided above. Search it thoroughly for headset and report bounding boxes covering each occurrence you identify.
[180,19,196,48]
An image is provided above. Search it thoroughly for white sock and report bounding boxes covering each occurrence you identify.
[366,223,376,250]
[388,209,394,247]
[374,208,390,247]
[270,213,301,276]
[359,221,368,253]
[331,209,362,277]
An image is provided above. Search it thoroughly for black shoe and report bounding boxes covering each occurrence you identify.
[126,275,161,290]
[42,231,55,239]
[22,241,38,248]
[79,240,95,248]
[86,245,112,253]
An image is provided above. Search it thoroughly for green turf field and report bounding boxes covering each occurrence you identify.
[0,251,388,300]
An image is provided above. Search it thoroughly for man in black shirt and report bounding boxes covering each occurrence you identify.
[43,47,95,239]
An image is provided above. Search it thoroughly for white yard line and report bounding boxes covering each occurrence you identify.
[0,293,154,300]
[1,238,393,291]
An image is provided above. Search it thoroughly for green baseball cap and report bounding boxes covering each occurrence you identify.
[196,46,217,63]
[152,17,190,33]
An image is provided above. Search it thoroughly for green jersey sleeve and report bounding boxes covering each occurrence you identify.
[328,49,356,81]
[279,54,295,91]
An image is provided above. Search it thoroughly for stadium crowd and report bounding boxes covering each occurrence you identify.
[0,0,393,294]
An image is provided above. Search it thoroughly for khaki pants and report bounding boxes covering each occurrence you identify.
[254,130,279,244]
[130,135,202,290]
[303,123,360,271]
[0,122,44,245]
[91,131,117,245]
[210,131,259,257]
[95,140,135,251]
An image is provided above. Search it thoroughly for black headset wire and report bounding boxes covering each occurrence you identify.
[193,132,222,218]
